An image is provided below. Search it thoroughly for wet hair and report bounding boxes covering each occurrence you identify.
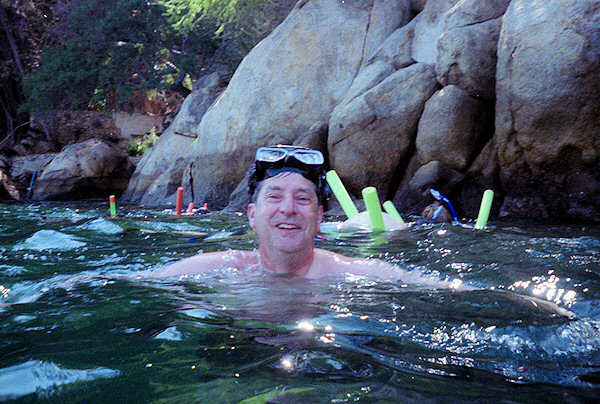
[248,165,328,206]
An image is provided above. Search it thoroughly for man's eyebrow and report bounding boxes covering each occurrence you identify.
[263,184,316,196]
[263,185,283,192]
[294,187,316,196]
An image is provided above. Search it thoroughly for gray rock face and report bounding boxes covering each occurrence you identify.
[408,160,464,198]
[119,0,600,221]
[494,0,600,219]
[9,154,55,187]
[122,0,411,207]
[31,139,134,200]
[411,0,460,64]
[416,85,485,171]
[410,0,427,14]
[122,72,225,206]
[329,63,438,194]
[435,0,511,99]
[185,0,408,206]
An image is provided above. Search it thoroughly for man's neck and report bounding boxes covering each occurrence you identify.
[257,247,314,276]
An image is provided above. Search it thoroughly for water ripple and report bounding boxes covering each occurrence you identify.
[0,360,119,400]
[13,230,86,251]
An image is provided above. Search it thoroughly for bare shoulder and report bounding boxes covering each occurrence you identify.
[149,250,258,278]
[307,248,399,279]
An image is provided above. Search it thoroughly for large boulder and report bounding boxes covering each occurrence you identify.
[327,0,469,202]
[118,0,600,222]
[188,0,370,206]
[176,0,409,207]
[9,153,56,195]
[367,18,417,70]
[407,160,464,198]
[435,0,511,99]
[389,0,505,216]
[411,0,461,64]
[328,62,438,195]
[494,0,600,220]
[360,0,412,69]
[416,85,486,171]
[31,139,134,200]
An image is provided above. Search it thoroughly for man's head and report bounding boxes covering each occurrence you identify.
[247,146,327,266]
[248,145,328,205]
[248,171,323,257]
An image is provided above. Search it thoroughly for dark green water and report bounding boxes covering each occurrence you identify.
[0,201,599,403]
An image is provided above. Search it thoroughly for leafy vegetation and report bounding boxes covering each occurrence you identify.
[1,0,59,147]
[1,0,294,148]
[127,130,159,156]
[22,0,218,112]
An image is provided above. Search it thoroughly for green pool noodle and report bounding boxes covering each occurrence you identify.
[362,186,386,231]
[326,170,359,218]
[475,189,494,229]
[382,201,405,223]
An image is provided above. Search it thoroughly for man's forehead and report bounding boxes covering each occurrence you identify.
[261,173,318,194]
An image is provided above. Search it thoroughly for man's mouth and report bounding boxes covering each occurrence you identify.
[276,223,300,229]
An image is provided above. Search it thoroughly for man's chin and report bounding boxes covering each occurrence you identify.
[273,241,310,254]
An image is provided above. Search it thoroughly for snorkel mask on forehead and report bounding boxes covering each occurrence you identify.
[249,145,328,203]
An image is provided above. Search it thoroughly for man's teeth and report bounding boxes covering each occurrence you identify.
[277,224,298,229]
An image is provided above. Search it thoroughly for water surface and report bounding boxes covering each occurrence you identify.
[0,201,599,402]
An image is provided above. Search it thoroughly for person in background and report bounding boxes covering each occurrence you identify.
[422,200,453,223]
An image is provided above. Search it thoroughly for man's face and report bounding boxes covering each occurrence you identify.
[248,172,323,255]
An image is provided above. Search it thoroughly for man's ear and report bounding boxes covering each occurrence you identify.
[247,203,256,229]
[317,205,324,231]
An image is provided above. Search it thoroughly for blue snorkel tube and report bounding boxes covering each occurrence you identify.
[430,189,467,227]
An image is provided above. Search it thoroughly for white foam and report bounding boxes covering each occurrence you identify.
[13,230,86,251]
[154,326,183,341]
[77,217,123,235]
[0,360,119,400]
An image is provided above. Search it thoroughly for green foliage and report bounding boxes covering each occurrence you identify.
[22,42,99,111]
[22,0,218,112]
[20,0,292,114]
[127,131,159,156]
[159,0,287,53]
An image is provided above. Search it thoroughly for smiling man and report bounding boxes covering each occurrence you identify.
[155,146,442,282]
[248,170,324,275]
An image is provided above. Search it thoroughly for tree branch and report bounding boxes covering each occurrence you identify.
[0,5,26,80]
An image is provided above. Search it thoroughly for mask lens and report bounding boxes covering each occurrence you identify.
[256,147,287,162]
[292,150,324,165]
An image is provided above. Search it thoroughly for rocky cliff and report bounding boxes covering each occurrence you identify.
[123,0,600,222]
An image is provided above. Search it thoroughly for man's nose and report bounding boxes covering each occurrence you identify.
[278,194,296,214]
